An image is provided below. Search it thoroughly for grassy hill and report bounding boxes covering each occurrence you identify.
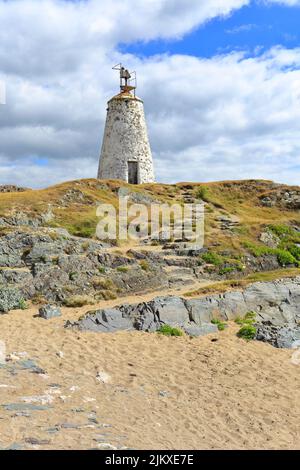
[0,178,299,286]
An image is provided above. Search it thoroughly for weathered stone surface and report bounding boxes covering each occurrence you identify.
[39,305,62,320]
[70,276,300,347]
[98,93,155,184]
[76,308,134,333]
[260,189,300,210]
[0,229,173,306]
[146,297,189,326]
[256,325,300,349]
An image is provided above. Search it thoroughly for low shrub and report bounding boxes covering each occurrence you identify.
[235,311,256,326]
[63,295,95,308]
[19,298,28,310]
[195,186,209,202]
[116,266,129,273]
[201,251,224,266]
[157,325,184,337]
[92,277,115,290]
[140,260,150,271]
[276,249,296,267]
[237,324,257,341]
[211,318,227,331]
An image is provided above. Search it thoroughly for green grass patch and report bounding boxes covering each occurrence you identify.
[18,298,28,310]
[195,186,209,202]
[140,260,150,271]
[201,251,224,266]
[235,311,256,326]
[236,311,257,340]
[211,318,227,331]
[243,241,297,266]
[237,324,257,341]
[116,266,129,273]
[219,266,235,275]
[157,325,184,337]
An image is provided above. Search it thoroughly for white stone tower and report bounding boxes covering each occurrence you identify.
[98,65,155,184]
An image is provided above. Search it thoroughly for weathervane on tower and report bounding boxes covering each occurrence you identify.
[112,64,137,96]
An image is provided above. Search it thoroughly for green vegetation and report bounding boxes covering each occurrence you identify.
[211,318,227,331]
[276,249,297,267]
[218,266,235,275]
[288,244,300,261]
[237,324,257,341]
[235,311,256,326]
[268,224,294,237]
[201,251,245,275]
[69,271,78,281]
[236,311,257,340]
[201,251,223,266]
[140,260,150,271]
[195,186,209,202]
[18,298,28,310]
[157,324,184,337]
[116,265,129,273]
[243,241,298,267]
[68,219,96,238]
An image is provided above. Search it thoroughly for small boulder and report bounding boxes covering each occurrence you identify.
[39,305,62,320]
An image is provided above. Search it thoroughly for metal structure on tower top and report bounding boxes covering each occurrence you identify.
[112,64,137,96]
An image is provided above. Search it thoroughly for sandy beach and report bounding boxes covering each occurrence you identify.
[0,303,299,450]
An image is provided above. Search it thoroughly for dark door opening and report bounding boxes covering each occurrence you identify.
[128,161,139,184]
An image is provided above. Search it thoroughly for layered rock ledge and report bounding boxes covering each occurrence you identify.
[69,276,300,348]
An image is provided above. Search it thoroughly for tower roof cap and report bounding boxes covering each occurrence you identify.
[108,91,143,103]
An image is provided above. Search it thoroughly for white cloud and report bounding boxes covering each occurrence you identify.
[265,1,300,5]
[0,0,300,188]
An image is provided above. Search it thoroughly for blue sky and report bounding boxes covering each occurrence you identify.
[1,0,300,187]
[120,2,300,58]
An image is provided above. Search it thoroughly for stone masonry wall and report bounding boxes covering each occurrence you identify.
[98,95,155,183]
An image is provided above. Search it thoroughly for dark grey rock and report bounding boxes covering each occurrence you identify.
[147,296,189,326]
[256,325,300,349]
[39,304,62,320]
[76,308,134,333]
[70,276,300,347]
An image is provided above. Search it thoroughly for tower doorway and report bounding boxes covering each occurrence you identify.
[128,161,139,184]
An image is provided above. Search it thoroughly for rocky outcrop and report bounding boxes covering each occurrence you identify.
[260,189,300,210]
[69,277,300,347]
[68,296,219,337]
[0,185,28,193]
[0,228,170,306]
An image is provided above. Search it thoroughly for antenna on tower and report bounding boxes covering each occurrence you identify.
[112,64,137,96]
